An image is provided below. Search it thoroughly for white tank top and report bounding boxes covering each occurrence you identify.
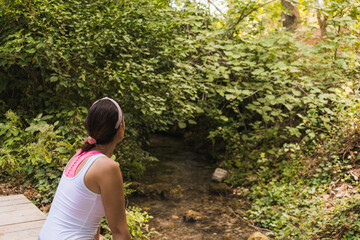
[39,154,106,240]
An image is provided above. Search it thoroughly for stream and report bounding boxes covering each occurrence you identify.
[129,134,253,240]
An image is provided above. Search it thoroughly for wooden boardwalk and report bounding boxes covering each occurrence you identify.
[0,194,46,240]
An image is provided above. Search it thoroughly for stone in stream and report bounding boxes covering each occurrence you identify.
[130,182,183,200]
[162,185,183,201]
[247,232,270,240]
[183,209,202,222]
[211,168,228,182]
[209,182,232,195]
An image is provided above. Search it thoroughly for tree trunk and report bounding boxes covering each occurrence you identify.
[316,9,327,38]
[316,0,327,38]
[281,0,300,31]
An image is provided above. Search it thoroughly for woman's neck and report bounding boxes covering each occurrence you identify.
[92,141,117,158]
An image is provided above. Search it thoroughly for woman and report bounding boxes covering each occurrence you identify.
[39,97,131,240]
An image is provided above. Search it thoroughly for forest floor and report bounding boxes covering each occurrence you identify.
[0,180,37,199]
[128,134,263,240]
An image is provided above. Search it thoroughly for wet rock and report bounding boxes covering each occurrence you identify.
[212,168,228,182]
[133,182,183,200]
[209,183,232,195]
[183,210,202,222]
[247,232,269,240]
[145,183,172,197]
[162,185,183,201]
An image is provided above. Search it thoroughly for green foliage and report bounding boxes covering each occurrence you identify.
[0,1,201,235]
[173,0,360,238]
[100,206,154,240]
[1,0,360,238]
[0,110,71,204]
[100,183,153,239]
[0,110,154,237]
[126,207,154,239]
[0,0,199,131]
[0,110,72,177]
[116,128,158,181]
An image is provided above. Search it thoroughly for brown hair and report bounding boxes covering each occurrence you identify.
[81,99,121,152]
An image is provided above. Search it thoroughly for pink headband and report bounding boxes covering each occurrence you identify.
[92,97,123,129]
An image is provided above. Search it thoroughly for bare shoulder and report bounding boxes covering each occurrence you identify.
[91,156,124,190]
[94,156,120,170]
[91,156,121,177]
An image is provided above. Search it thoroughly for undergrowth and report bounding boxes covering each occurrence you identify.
[227,103,360,239]
[0,110,154,239]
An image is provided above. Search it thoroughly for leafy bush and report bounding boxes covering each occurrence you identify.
[0,110,155,237]
[100,206,154,240]
[1,0,360,238]
[0,0,200,132]
[126,207,154,239]
[0,1,202,236]
[237,84,360,238]
[0,110,71,178]
[174,1,360,238]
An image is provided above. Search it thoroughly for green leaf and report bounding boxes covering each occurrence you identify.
[252,68,264,75]
[188,119,197,124]
[50,76,58,82]
[26,48,36,54]
[220,116,228,122]
[225,94,236,100]
[195,106,204,114]
[291,89,302,97]
[336,59,347,69]
[178,121,186,129]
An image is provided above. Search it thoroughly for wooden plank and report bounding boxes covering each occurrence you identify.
[0,194,46,240]
[0,195,26,201]
[0,220,45,234]
[0,197,29,207]
[0,207,46,225]
[0,202,34,213]
[0,227,42,240]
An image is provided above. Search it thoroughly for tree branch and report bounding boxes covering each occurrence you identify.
[223,0,277,39]
[207,0,225,16]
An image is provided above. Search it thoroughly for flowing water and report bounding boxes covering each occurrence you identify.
[129,134,253,240]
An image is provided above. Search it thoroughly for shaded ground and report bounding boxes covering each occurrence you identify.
[129,134,254,240]
[0,180,39,199]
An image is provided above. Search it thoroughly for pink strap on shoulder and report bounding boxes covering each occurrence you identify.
[64,150,103,178]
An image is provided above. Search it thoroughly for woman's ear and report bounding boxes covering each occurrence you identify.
[117,125,123,135]
[117,122,125,141]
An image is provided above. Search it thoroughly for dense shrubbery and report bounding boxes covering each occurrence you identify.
[173,1,360,238]
[1,0,360,238]
[0,0,199,178]
[188,1,360,239]
[246,104,360,239]
[0,0,199,237]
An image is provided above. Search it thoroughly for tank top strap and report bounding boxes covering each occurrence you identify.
[76,154,106,179]
[65,151,103,178]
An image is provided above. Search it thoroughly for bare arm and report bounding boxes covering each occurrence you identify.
[97,159,131,240]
